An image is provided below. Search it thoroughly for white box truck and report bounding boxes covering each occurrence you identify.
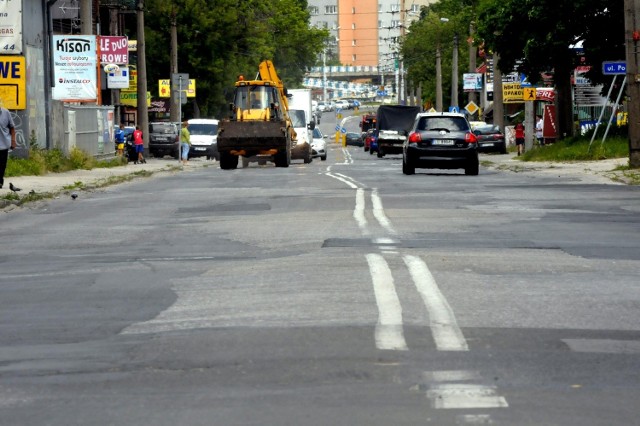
[287,88,315,163]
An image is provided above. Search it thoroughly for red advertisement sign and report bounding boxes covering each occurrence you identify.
[543,104,557,139]
[99,36,129,64]
[536,88,555,102]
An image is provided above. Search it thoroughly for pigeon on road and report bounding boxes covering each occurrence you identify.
[71,193,78,200]
[9,183,21,192]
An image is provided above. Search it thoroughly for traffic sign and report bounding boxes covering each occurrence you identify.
[523,87,536,101]
[340,127,347,134]
[464,101,478,115]
[448,106,460,113]
[335,125,341,131]
[171,73,189,87]
[602,61,626,75]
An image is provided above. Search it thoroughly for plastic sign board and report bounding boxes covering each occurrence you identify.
[448,106,460,113]
[523,87,536,101]
[99,36,129,64]
[0,1,22,54]
[463,73,483,91]
[602,61,626,75]
[51,35,98,102]
[0,56,26,109]
[120,90,151,107]
[503,82,524,104]
[159,79,196,98]
[107,66,130,89]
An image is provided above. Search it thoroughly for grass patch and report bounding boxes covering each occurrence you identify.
[521,135,628,162]
[6,147,127,177]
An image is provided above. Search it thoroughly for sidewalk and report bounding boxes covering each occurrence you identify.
[480,153,630,185]
[1,158,210,211]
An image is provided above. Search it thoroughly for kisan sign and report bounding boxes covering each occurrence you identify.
[52,35,98,101]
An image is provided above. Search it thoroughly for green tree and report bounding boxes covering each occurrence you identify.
[401,0,478,109]
[143,0,327,117]
[476,0,624,139]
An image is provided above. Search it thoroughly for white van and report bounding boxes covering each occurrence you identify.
[187,118,219,160]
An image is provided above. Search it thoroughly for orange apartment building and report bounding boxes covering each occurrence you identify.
[338,0,379,66]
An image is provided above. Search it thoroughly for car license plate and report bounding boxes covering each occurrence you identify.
[432,139,455,146]
[483,142,494,147]
[194,147,206,151]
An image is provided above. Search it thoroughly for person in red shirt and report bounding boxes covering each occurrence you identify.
[133,125,146,164]
[514,122,525,156]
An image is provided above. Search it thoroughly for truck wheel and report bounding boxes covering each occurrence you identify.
[274,149,290,167]
[303,149,312,164]
[220,152,238,170]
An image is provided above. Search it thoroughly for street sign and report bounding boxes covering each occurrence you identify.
[464,101,478,115]
[602,61,626,75]
[448,106,460,113]
[335,125,341,131]
[523,87,536,101]
[171,73,189,87]
[340,127,347,134]
[0,55,26,109]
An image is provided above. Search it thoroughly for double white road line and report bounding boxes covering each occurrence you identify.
[325,165,468,352]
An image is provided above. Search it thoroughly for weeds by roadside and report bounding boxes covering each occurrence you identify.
[6,147,126,177]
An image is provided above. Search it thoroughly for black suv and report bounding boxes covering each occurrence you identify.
[149,122,180,158]
[402,112,479,175]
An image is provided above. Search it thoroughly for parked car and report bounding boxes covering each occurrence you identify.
[474,124,507,154]
[149,122,180,158]
[334,100,350,111]
[403,112,479,175]
[311,127,327,161]
[345,131,364,147]
[316,102,329,112]
[187,118,219,160]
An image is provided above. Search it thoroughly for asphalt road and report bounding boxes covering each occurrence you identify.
[1,111,640,425]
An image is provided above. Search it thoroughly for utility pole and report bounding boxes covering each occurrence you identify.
[468,21,477,106]
[625,0,640,168]
[170,9,180,123]
[81,0,92,34]
[451,33,459,108]
[136,0,149,150]
[109,6,121,123]
[436,47,443,111]
[493,52,504,132]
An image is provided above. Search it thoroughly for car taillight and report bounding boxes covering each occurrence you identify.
[465,132,478,144]
[408,132,421,143]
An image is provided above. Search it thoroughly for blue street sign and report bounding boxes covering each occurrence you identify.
[602,61,626,75]
[449,106,460,113]
[377,90,387,96]
[340,127,347,134]
[335,125,341,131]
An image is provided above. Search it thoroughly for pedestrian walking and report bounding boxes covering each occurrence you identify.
[514,121,525,156]
[535,115,544,146]
[180,120,190,165]
[0,106,17,190]
[115,123,126,157]
[133,125,146,164]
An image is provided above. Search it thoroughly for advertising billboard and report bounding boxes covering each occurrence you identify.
[52,35,98,102]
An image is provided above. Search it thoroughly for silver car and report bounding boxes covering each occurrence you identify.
[311,127,327,161]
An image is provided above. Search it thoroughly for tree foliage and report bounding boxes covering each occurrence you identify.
[142,0,328,118]
[402,0,624,139]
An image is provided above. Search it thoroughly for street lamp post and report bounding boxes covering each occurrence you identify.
[435,17,449,111]
[451,33,459,108]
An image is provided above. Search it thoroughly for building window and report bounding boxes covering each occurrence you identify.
[391,4,400,13]
[410,4,420,14]
[352,23,356,29]
[352,7,356,14]
[352,54,357,62]
[391,20,401,28]
[378,20,383,28]
[325,5,337,14]
[352,39,357,46]
[308,6,319,15]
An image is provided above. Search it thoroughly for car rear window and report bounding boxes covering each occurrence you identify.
[188,123,218,135]
[150,123,176,134]
[474,125,501,135]
[417,116,470,132]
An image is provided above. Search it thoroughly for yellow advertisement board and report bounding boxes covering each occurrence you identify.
[120,90,151,107]
[503,83,523,104]
[159,79,196,98]
[0,56,26,109]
